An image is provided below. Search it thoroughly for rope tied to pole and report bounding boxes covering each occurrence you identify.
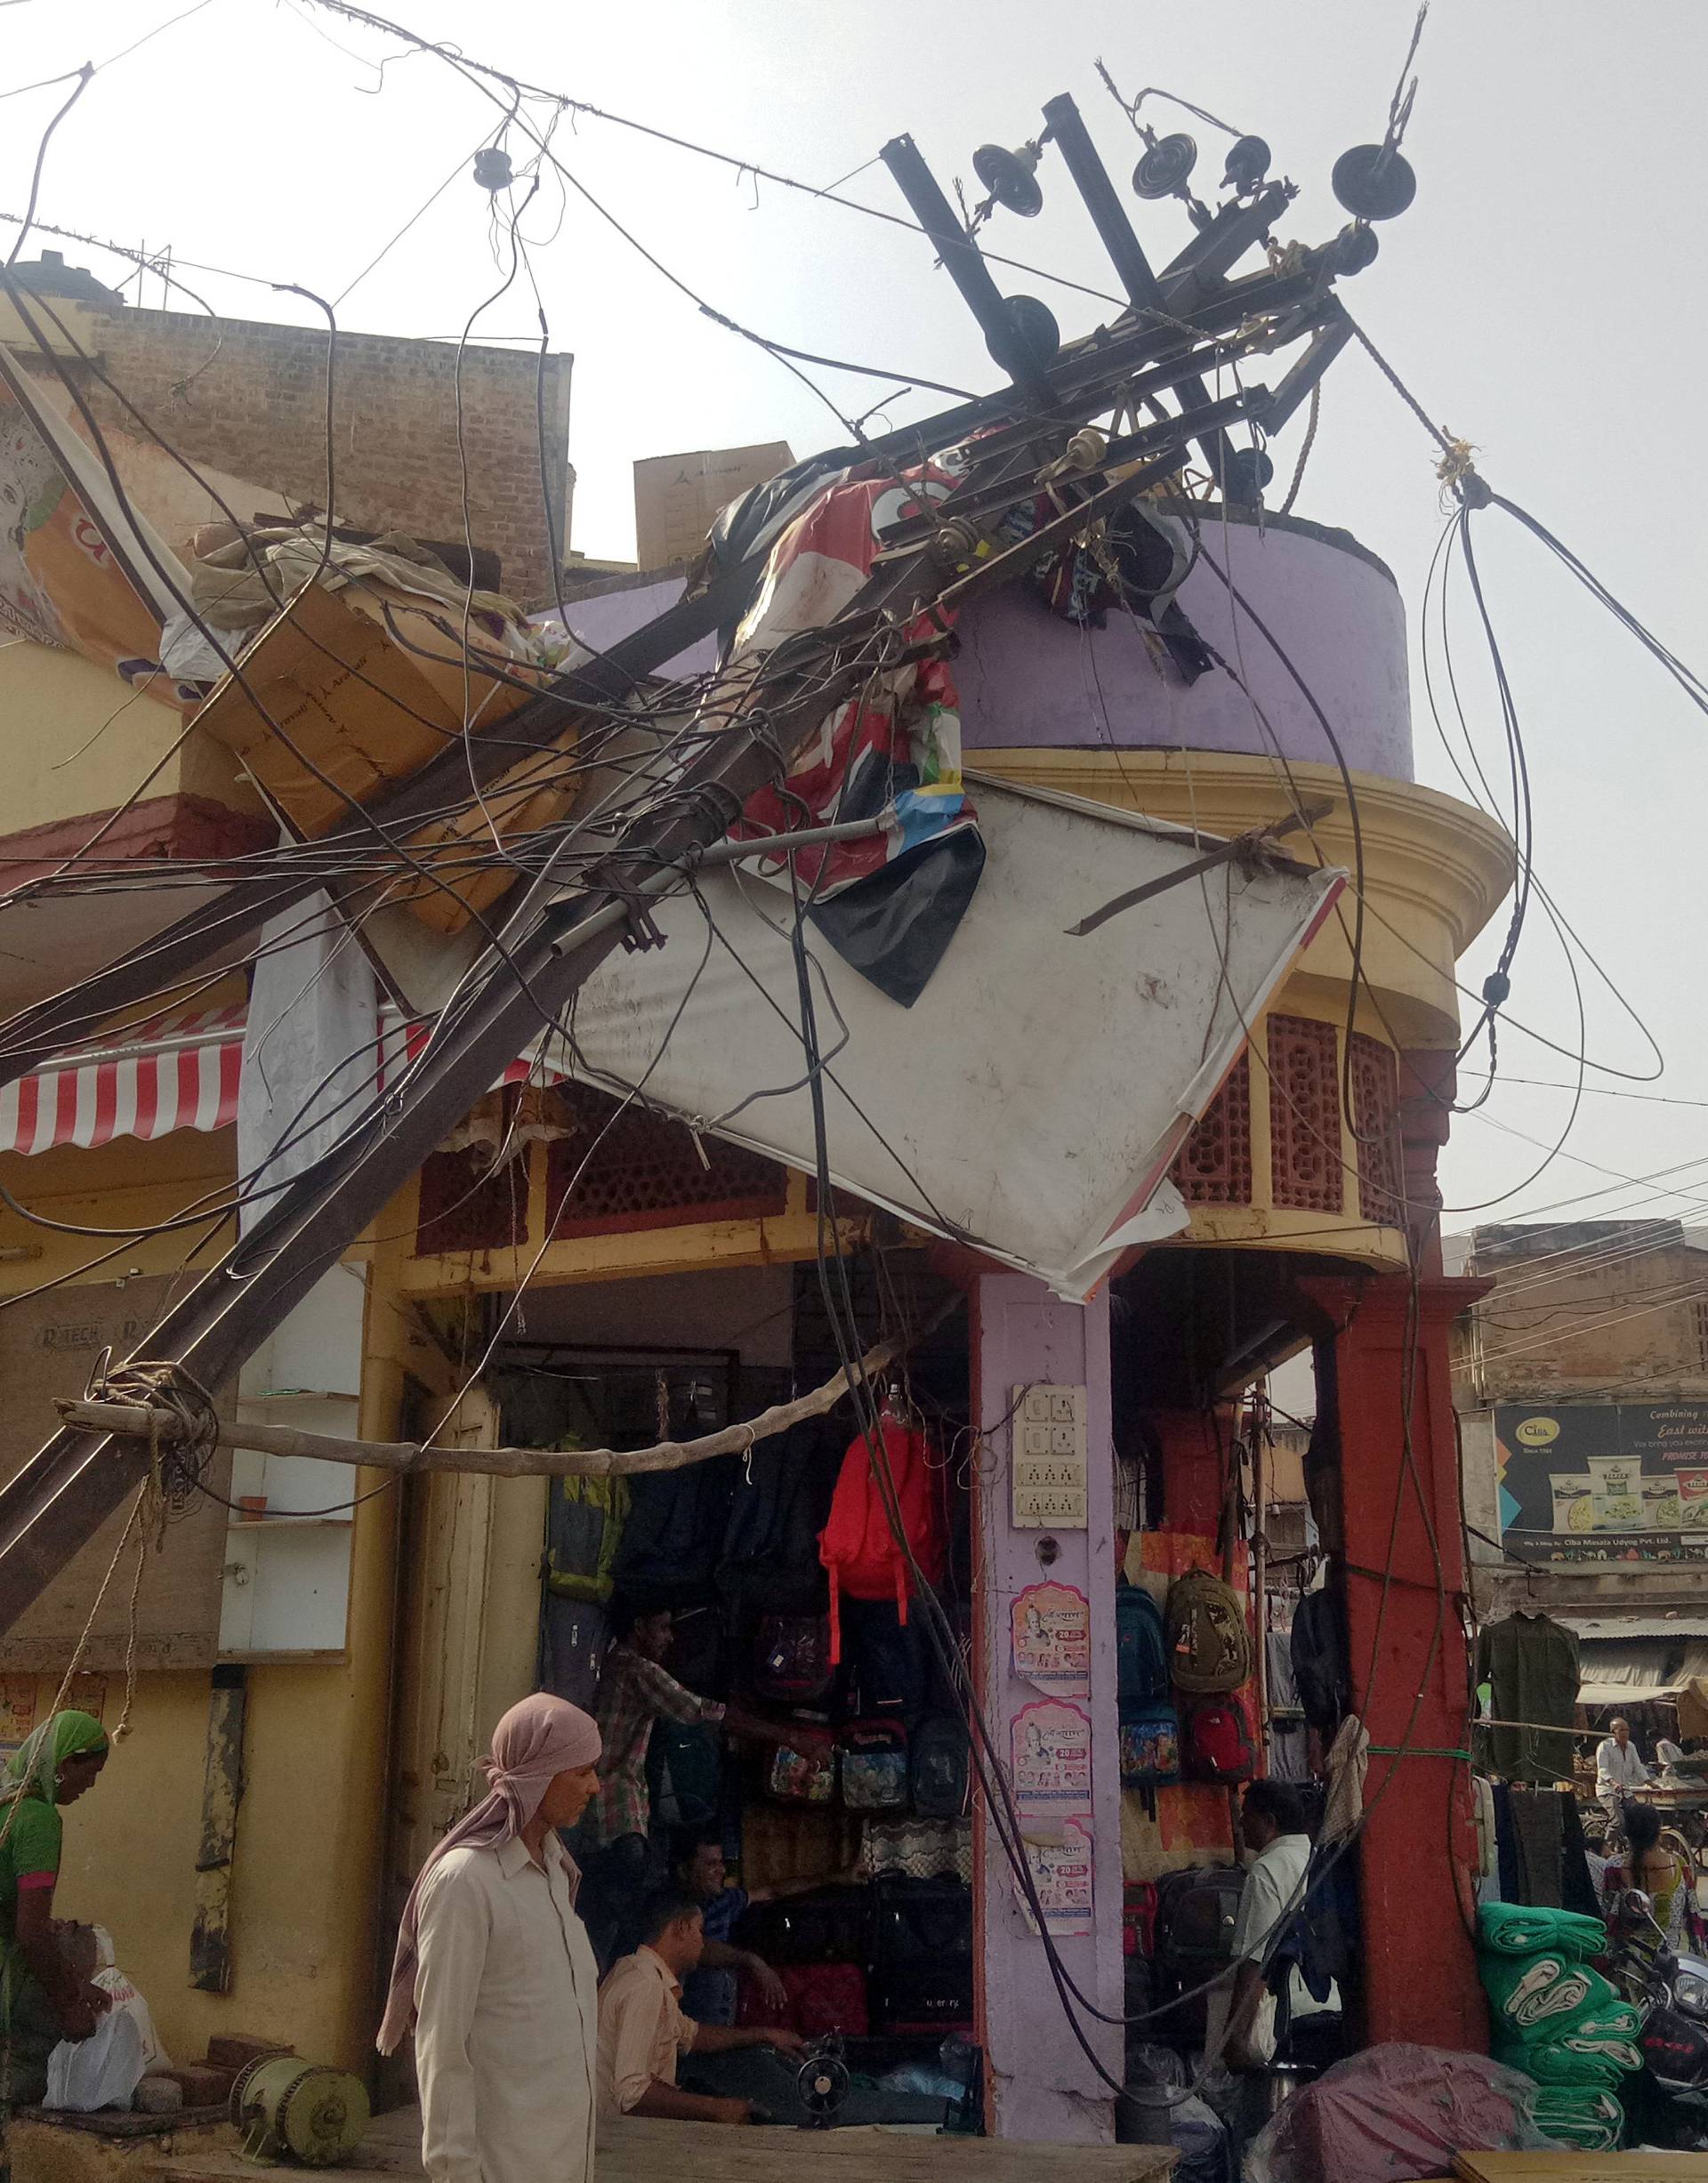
[84,1357,221,1535]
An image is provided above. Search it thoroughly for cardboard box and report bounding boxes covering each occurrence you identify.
[633,442,794,571]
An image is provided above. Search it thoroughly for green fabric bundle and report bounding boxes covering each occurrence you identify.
[1481,1951,1621,2046]
[1477,1902,1607,1961]
[1527,2086,1623,2153]
[1494,2034,1640,2090]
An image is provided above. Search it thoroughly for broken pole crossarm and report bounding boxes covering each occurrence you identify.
[56,1301,958,1483]
[0,242,1343,1098]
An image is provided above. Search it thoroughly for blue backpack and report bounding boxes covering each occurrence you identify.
[1120,1704,1181,1791]
[1117,1583,1169,1704]
[1117,1584,1179,1809]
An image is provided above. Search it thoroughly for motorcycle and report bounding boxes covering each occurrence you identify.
[1601,1887,1708,2149]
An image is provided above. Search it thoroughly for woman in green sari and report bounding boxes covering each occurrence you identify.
[0,1712,111,2107]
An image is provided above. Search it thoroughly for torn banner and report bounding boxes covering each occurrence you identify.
[548,773,1345,1302]
[726,457,982,1008]
[0,343,199,705]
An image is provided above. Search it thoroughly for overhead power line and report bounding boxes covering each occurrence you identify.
[289,0,1132,310]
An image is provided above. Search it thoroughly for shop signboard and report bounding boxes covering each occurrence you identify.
[1494,1402,1708,1565]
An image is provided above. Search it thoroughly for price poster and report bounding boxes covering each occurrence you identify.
[1011,1697,1093,1808]
[1015,1816,1095,1937]
[1011,1581,1091,1697]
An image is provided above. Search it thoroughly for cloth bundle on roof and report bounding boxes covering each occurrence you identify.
[1478,1903,1607,1961]
[723,455,983,1006]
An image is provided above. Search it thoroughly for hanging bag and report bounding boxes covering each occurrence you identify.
[1164,1568,1252,1695]
[1180,1696,1257,1784]
[545,1473,631,1605]
[818,1414,944,1664]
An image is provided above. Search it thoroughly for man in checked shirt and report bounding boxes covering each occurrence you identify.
[579,1597,830,1970]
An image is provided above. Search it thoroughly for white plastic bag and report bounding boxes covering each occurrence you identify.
[44,1965,170,2112]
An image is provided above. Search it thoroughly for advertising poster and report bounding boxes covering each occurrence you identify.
[1494,1403,1708,1565]
[1015,1816,1095,1937]
[1011,1580,1091,1696]
[1011,1697,1094,1808]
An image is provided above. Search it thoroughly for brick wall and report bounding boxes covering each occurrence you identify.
[43,303,573,607]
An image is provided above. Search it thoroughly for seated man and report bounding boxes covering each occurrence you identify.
[597,1888,804,2127]
[673,1837,861,2026]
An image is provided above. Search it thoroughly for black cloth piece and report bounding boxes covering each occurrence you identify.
[1475,1613,1579,1785]
[1558,1792,1602,1920]
[1492,1782,1520,1906]
[1510,1784,1565,1909]
[808,825,986,1009]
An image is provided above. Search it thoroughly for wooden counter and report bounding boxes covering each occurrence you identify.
[149,2105,1176,2181]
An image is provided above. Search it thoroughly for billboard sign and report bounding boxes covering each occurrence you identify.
[1494,1403,1708,1565]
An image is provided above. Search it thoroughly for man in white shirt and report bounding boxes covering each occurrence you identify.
[1222,1781,1341,2073]
[1596,1717,1650,1829]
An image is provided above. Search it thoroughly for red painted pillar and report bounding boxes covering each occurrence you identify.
[1297,1271,1494,2052]
[1149,1406,1237,1535]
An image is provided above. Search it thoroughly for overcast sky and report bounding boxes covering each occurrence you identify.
[7,0,1707,1235]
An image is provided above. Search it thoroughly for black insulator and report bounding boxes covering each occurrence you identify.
[987,294,1060,376]
[472,146,514,192]
[971,143,1043,219]
[1221,134,1271,193]
[1221,445,1275,504]
[1132,133,1198,200]
[1331,143,1416,222]
[1331,222,1381,276]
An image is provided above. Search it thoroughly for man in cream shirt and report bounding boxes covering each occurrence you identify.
[597,1888,803,2126]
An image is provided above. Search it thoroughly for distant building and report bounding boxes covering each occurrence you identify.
[1,253,573,605]
[1454,1219,1708,1709]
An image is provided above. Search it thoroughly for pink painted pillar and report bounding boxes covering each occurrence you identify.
[968,1274,1124,2141]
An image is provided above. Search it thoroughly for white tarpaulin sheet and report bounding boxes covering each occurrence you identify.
[548,774,1344,1301]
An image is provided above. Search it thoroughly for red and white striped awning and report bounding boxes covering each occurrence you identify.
[0,1003,246,1157]
[0,1004,565,1159]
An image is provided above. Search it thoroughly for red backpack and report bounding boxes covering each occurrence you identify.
[818,1415,944,1663]
[1180,1696,1257,1784]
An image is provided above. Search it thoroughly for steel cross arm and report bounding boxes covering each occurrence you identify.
[849,253,1333,475]
[1039,92,1245,498]
[0,417,1202,1626]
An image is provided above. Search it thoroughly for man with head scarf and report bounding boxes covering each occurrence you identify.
[380,1693,602,2183]
[1,1709,111,2107]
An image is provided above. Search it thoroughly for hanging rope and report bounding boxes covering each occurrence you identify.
[1277,381,1321,517]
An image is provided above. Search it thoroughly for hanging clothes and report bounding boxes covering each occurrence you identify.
[1474,1612,1580,1786]
[1509,1786,1565,1909]
[1265,1625,1309,1781]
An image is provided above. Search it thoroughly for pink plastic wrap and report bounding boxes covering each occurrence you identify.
[1247,2043,1552,2183]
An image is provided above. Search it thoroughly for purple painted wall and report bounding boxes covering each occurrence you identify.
[954,512,1414,778]
[535,571,718,680]
[538,512,1413,781]
[971,1276,1123,2142]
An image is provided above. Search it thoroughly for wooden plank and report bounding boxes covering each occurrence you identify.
[187,1666,246,1994]
[156,2107,1177,2180]
[1453,2155,1708,2181]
